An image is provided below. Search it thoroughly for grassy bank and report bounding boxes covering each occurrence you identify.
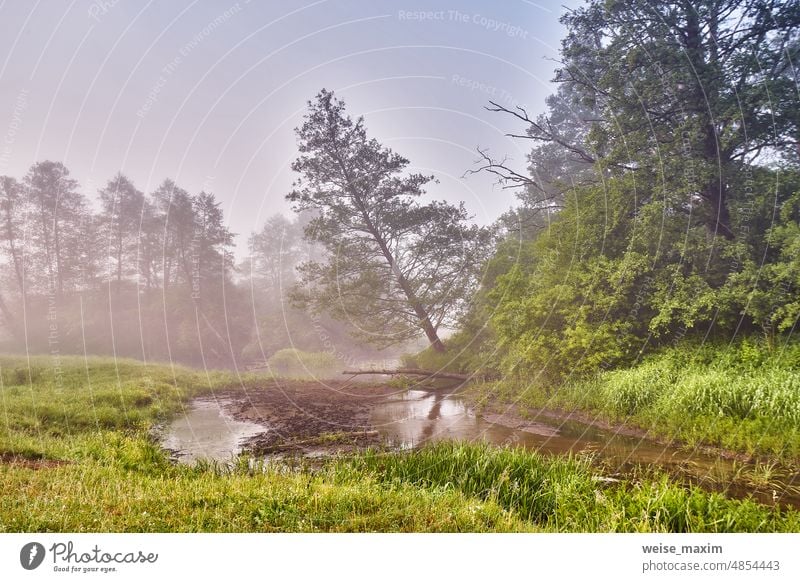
[1,355,798,532]
[467,340,800,460]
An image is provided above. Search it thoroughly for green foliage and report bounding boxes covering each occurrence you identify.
[559,0,799,235]
[480,340,800,459]
[724,187,800,341]
[404,328,495,377]
[489,175,651,380]
[480,168,800,383]
[460,0,800,389]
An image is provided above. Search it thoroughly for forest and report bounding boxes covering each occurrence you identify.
[419,0,800,380]
[1,1,797,380]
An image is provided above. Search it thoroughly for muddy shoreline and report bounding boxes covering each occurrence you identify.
[212,379,779,464]
[222,380,397,456]
[173,380,799,508]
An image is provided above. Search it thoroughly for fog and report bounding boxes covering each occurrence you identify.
[0,165,397,369]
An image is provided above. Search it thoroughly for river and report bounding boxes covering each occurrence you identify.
[162,387,800,508]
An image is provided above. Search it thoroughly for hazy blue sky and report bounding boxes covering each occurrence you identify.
[0,0,579,254]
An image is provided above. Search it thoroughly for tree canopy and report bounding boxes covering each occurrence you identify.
[436,0,800,382]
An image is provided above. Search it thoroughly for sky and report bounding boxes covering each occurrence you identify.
[0,0,579,256]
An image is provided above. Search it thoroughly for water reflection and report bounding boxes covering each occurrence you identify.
[371,390,477,448]
[371,389,800,508]
[162,398,266,464]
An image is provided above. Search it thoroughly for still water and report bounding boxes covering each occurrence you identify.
[372,390,721,468]
[163,390,799,507]
[370,390,800,507]
[161,398,265,464]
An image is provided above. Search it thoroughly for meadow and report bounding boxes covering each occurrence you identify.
[0,355,798,532]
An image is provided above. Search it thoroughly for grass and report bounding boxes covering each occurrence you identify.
[467,339,800,461]
[0,355,254,455]
[336,443,800,532]
[0,354,798,532]
[1,436,526,532]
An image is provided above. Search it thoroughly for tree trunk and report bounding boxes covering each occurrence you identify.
[10,242,24,297]
[54,215,63,296]
[38,201,53,289]
[4,210,25,297]
[163,252,171,293]
[702,173,735,240]
[372,224,446,352]
[116,226,123,292]
[341,159,447,353]
[419,317,446,352]
[685,1,734,240]
[342,368,470,381]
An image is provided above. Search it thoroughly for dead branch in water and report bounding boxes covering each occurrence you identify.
[341,368,472,382]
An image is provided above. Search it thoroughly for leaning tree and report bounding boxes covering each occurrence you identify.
[287,89,493,352]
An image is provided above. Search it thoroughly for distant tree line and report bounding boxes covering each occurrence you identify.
[0,161,382,367]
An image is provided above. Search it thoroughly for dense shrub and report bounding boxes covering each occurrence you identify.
[267,348,339,378]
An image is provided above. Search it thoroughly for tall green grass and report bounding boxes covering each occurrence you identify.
[2,436,797,532]
[336,442,800,532]
[473,339,800,459]
[0,435,528,532]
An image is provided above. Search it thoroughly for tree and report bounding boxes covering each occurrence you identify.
[241,211,386,363]
[151,179,194,291]
[0,176,26,296]
[192,191,235,289]
[0,176,26,337]
[136,200,162,290]
[478,82,600,241]
[97,173,146,291]
[287,89,492,352]
[466,1,800,380]
[485,0,800,240]
[474,82,598,236]
[23,161,90,295]
[248,213,302,293]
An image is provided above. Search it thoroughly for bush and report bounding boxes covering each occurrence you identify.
[267,349,340,379]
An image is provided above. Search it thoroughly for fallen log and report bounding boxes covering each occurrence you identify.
[341,368,472,382]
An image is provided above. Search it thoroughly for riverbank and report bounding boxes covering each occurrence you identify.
[1,355,799,532]
[463,341,800,462]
